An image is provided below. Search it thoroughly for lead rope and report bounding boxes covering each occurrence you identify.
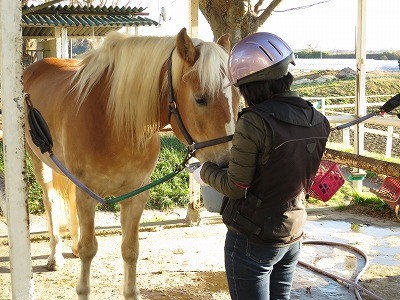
[25,93,192,205]
[330,93,400,131]
[50,152,192,205]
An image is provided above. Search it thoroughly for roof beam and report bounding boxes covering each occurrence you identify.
[22,0,64,15]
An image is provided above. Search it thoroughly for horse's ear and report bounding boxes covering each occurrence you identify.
[176,28,198,65]
[217,34,230,52]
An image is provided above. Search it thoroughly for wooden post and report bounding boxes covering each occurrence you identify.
[184,0,200,225]
[386,126,394,157]
[186,158,201,225]
[353,0,368,191]
[0,0,34,298]
[188,0,199,38]
[125,26,138,36]
[343,127,350,146]
[324,148,400,178]
[55,27,68,58]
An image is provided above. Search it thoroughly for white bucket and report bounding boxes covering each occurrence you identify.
[186,162,226,213]
[200,185,224,213]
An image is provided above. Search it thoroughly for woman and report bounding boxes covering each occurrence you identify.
[193,32,330,300]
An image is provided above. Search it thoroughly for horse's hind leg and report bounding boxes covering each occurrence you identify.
[120,192,148,300]
[75,190,98,300]
[28,151,65,270]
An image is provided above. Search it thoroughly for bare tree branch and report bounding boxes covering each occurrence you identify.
[254,0,265,14]
[199,0,285,44]
[257,0,283,24]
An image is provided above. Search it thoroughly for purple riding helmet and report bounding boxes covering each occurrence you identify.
[227,32,295,87]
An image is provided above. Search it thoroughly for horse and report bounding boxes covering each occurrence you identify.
[23,28,239,299]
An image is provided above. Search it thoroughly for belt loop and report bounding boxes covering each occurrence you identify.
[233,211,239,222]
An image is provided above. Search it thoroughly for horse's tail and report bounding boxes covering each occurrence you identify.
[52,171,77,233]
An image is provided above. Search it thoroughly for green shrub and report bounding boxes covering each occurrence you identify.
[25,154,45,214]
[353,193,389,211]
[147,133,189,210]
[0,142,44,215]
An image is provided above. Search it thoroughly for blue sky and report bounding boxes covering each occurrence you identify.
[139,0,400,51]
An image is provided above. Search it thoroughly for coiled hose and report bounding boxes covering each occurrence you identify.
[300,240,385,300]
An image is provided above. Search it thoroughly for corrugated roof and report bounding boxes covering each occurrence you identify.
[22,4,158,38]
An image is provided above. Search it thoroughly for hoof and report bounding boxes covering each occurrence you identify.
[46,256,64,271]
[72,247,79,258]
[124,288,141,300]
[77,284,90,300]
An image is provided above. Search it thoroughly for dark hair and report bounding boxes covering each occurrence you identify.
[238,72,294,106]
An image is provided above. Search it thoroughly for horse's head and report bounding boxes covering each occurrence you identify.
[165,28,240,166]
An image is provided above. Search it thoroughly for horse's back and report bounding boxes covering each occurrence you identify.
[23,58,79,96]
[23,58,80,165]
[23,58,81,132]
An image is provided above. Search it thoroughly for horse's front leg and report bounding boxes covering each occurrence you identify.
[75,191,98,300]
[120,192,148,300]
[28,153,65,271]
[42,181,65,271]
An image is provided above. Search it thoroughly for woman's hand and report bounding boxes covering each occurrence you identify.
[192,164,208,186]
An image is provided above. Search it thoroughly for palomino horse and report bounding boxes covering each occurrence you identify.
[23,28,239,299]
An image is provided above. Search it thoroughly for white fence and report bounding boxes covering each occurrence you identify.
[290,58,400,72]
[305,94,400,157]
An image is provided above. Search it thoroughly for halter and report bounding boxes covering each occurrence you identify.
[166,49,233,155]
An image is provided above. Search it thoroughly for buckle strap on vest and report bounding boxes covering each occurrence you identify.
[233,211,261,235]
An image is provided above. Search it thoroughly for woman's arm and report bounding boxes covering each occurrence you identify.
[201,111,272,199]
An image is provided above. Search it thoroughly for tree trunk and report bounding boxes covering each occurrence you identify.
[324,148,400,179]
[199,0,283,45]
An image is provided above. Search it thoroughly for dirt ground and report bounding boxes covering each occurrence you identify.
[0,208,399,300]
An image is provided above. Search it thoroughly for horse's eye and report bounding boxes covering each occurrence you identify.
[195,97,207,106]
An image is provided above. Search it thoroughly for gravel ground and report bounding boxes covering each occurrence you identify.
[0,208,399,300]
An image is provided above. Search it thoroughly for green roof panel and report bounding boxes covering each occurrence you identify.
[22,4,158,37]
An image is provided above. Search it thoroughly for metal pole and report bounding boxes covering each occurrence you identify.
[353,0,367,191]
[0,0,34,299]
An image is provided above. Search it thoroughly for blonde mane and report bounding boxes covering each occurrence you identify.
[72,32,229,146]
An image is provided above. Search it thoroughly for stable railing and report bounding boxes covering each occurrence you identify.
[305,94,400,157]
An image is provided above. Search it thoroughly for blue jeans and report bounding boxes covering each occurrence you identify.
[224,230,301,300]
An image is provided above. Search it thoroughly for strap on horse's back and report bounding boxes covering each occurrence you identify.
[25,94,53,154]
